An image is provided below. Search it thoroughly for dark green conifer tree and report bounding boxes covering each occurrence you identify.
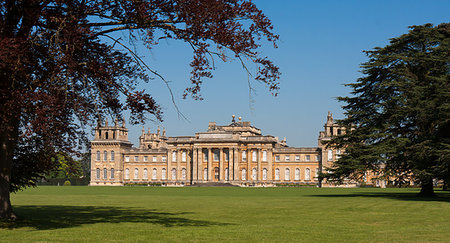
[325,23,449,196]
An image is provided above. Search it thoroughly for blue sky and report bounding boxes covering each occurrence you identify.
[115,0,449,147]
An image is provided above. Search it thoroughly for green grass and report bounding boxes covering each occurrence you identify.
[2,186,450,242]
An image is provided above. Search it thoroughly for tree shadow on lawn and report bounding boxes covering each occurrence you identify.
[309,190,450,202]
[1,205,232,230]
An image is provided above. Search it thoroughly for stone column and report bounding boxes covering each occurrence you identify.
[167,149,172,181]
[219,148,224,181]
[208,148,212,181]
[229,148,233,181]
[247,149,251,181]
[257,148,261,181]
[268,149,273,181]
[193,148,198,182]
[177,149,181,180]
[186,149,191,183]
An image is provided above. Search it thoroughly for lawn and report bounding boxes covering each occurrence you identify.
[1,186,449,242]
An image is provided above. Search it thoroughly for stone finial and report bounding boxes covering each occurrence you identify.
[327,111,333,123]
[105,118,108,127]
[232,114,236,122]
[157,126,160,135]
[163,127,166,136]
[142,126,145,135]
[114,118,119,127]
[148,128,151,134]
[122,118,126,127]
[238,116,242,122]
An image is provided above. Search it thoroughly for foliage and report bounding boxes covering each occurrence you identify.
[325,23,450,196]
[63,180,71,186]
[0,0,280,219]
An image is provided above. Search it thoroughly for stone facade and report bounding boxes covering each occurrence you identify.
[90,113,383,187]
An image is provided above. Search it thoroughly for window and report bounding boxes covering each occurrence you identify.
[315,155,320,161]
[242,150,247,161]
[172,151,177,162]
[96,168,100,179]
[225,150,229,161]
[295,168,300,180]
[263,168,267,180]
[125,168,130,179]
[285,168,290,180]
[96,151,100,161]
[134,168,139,179]
[134,156,139,162]
[305,155,310,161]
[213,149,219,161]
[162,156,167,162]
[252,168,257,180]
[204,168,208,180]
[152,168,157,180]
[182,151,186,162]
[214,167,219,179]
[262,150,267,162]
[125,156,130,162]
[110,168,115,179]
[275,168,280,180]
[182,168,186,180]
[252,150,257,162]
[143,168,148,179]
[153,156,157,162]
[103,168,107,179]
[285,155,290,161]
[225,168,229,181]
[327,150,333,161]
[111,151,115,161]
[336,149,341,159]
[142,156,147,162]
[275,155,280,162]
[103,151,107,161]
[242,169,247,180]
[295,155,300,161]
[203,149,208,161]
[162,168,166,180]
[305,168,311,180]
[171,168,176,180]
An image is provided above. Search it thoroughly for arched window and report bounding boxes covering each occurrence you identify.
[96,168,100,179]
[285,168,290,181]
[252,168,257,180]
[262,150,267,162]
[110,168,115,179]
[252,150,257,161]
[111,151,115,161]
[225,168,229,181]
[305,168,311,180]
[275,168,280,180]
[171,168,176,180]
[295,168,300,180]
[134,168,139,179]
[103,151,107,161]
[182,151,187,162]
[336,149,341,159]
[242,169,247,180]
[242,150,247,161]
[172,151,177,162]
[162,168,167,180]
[204,168,208,180]
[125,168,130,179]
[262,168,267,180]
[103,168,107,179]
[182,168,186,180]
[327,150,333,161]
[143,168,148,179]
[96,151,100,161]
[152,168,157,180]
[105,131,109,139]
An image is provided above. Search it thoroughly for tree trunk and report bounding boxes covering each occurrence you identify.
[0,128,17,220]
[418,177,435,197]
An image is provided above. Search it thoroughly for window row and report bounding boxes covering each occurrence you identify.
[274,155,320,162]
[124,155,167,162]
[96,150,115,161]
[327,149,341,161]
[96,168,115,179]
[274,168,318,181]
[124,168,186,180]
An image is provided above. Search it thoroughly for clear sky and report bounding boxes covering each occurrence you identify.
[113,0,449,148]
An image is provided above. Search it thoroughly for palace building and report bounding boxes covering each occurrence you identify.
[90,112,381,187]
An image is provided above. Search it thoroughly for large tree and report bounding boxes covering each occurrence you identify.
[325,23,449,196]
[0,0,280,220]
